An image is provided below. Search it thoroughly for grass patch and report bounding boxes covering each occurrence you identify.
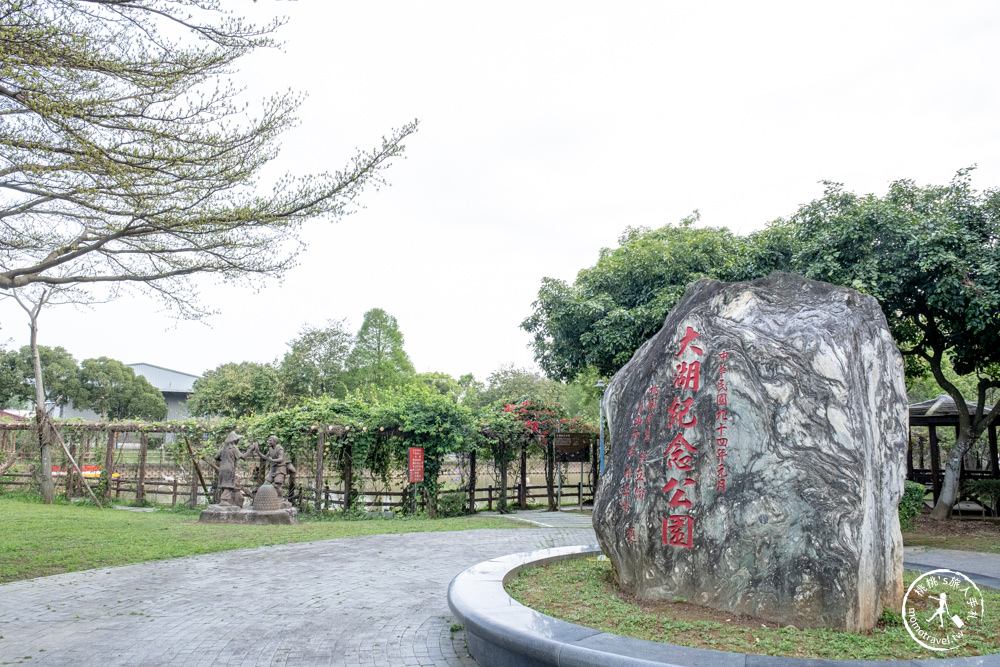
[506,558,1000,660]
[0,496,522,584]
[902,514,1000,555]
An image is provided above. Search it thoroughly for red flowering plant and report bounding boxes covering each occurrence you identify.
[502,399,597,444]
[501,398,597,510]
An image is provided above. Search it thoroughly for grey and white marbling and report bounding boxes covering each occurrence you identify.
[592,273,908,631]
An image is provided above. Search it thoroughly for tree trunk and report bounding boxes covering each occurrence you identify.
[315,432,325,512]
[545,440,556,512]
[467,449,477,515]
[990,426,998,479]
[519,443,527,510]
[930,435,970,520]
[30,319,54,504]
[136,432,149,505]
[498,440,508,513]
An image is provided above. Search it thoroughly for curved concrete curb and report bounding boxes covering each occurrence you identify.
[447,545,1000,667]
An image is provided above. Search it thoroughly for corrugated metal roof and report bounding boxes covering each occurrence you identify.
[127,363,200,393]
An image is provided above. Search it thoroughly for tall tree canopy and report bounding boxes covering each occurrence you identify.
[0,0,415,306]
[463,363,567,410]
[0,0,414,503]
[523,169,1000,520]
[0,347,28,409]
[344,309,414,391]
[772,169,1000,519]
[15,344,81,410]
[277,319,354,403]
[77,357,167,421]
[188,361,281,419]
[522,214,739,381]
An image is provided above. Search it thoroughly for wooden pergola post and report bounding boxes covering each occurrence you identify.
[467,449,477,514]
[989,424,999,479]
[102,430,115,503]
[136,432,149,504]
[906,436,914,479]
[929,425,941,504]
[315,431,325,511]
[519,443,527,510]
[343,441,353,511]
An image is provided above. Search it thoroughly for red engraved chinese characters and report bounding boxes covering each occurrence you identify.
[664,432,697,471]
[663,515,693,549]
[620,386,659,532]
[658,327,706,550]
[667,397,697,429]
[672,361,701,391]
[675,327,703,357]
[715,349,730,493]
[662,478,695,509]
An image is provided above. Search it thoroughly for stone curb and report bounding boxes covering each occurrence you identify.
[447,545,1000,667]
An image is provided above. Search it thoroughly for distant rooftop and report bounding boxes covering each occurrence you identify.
[127,362,200,394]
[0,409,27,422]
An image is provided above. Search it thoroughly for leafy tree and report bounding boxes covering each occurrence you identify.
[15,344,82,411]
[522,214,740,381]
[456,373,485,406]
[774,169,1000,519]
[0,347,29,409]
[415,372,463,402]
[477,406,531,513]
[0,1,415,304]
[465,363,566,410]
[344,309,415,391]
[906,355,980,405]
[278,319,354,403]
[77,357,167,421]
[392,386,476,516]
[0,0,414,502]
[188,362,281,419]
[562,366,603,425]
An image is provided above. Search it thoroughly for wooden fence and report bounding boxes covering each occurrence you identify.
[0,420,599,514]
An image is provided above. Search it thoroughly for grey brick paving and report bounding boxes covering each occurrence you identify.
[0,527,595,666]
[903,545,1000,579]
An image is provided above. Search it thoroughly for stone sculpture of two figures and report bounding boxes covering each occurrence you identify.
[215,432,295,508]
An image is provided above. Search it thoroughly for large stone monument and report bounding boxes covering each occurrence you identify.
[592,273,908,631]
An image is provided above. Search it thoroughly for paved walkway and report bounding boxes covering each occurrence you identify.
[903,545,1000,587]
[0,523,597,666]
[1,514,998,667]
[478,509,595,529]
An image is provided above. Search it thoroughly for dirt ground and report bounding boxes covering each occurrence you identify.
[904,511,1000,552]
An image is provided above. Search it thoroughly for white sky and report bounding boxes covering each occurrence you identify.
[3,1,1000,382]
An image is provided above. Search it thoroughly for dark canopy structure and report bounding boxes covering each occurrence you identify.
[908,395,998,503]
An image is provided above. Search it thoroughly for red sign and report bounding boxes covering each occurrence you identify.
[408,447,424,484]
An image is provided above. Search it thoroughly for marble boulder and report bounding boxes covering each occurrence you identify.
[592,273,908,631]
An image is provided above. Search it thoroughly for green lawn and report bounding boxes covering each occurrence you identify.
[0,496,521,583]
[507,559,1000,661]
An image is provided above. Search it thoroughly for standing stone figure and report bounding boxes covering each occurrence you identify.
[215,431,250,507]
[263,435,294,497]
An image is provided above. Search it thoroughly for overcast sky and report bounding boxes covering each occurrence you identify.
[3,1,1000,383]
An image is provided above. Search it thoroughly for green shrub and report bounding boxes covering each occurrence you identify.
[437,490,468,518]
[898,480,927,529]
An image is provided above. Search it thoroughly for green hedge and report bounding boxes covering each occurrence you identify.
[898,480,927,529]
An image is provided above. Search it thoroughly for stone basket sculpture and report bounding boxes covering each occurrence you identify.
[592,273,908,631]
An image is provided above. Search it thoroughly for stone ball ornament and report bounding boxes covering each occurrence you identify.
[592,273,909,632]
